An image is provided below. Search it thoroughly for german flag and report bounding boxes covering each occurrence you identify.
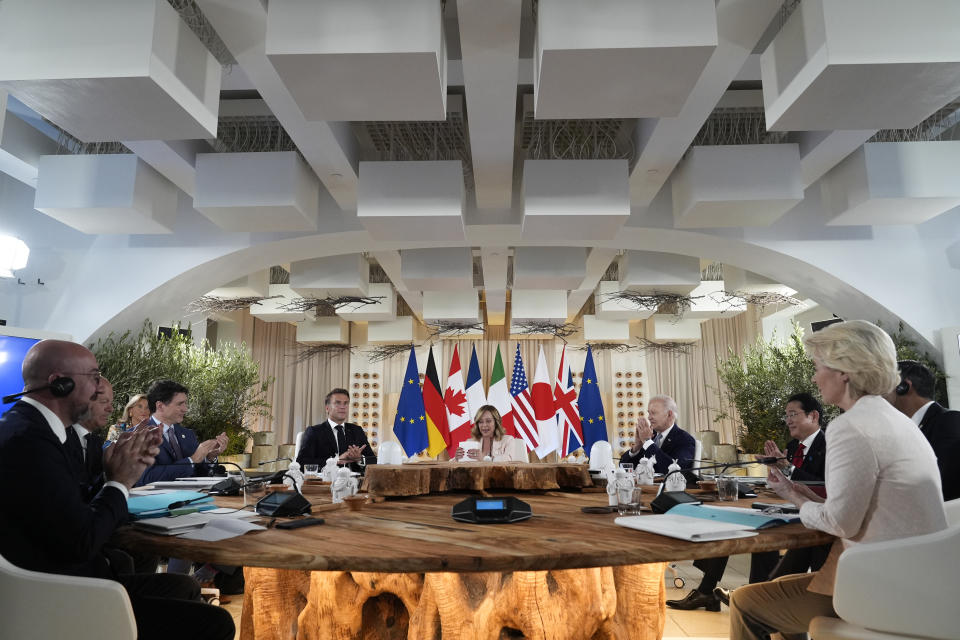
[422,345,450,457]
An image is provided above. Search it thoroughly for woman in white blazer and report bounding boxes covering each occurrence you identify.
[455,405,526,462]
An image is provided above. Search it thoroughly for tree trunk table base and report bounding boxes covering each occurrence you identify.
[241,563,666,640]
[361,462,594,497]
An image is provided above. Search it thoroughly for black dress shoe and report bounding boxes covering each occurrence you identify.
[713,587,731,607]
[665,589,721,612]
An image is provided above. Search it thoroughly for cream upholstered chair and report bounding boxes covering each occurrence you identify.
[377,440,403,464]
[293,429,304,460]
[692,437,703,469]
[809,498,960,640]
[0,553,136,640]
[588,440,615,475]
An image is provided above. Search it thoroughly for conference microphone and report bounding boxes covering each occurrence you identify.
[258,457,292,466]
[207,461,248,496]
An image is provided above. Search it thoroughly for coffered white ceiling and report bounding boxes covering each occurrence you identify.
[1,0,960,351]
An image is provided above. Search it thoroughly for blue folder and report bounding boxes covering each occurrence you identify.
[668,503,800,530]
[128,491,214,519]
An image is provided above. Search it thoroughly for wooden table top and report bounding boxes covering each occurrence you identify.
[111,491,833,573]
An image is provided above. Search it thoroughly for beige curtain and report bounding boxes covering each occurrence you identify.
[250,318,350,445]
[644,313,755,445]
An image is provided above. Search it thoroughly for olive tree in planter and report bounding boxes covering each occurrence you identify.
[89,321,271,455]
[714,324,838,452]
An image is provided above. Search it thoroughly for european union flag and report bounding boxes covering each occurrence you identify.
[577,345,609,457]
[393,346,428,456]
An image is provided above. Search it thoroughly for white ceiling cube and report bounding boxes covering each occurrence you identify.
[249,284,308,323]
[358,161,465,241]
[423,290,480,324]
[289,255,369,298]
[535,0,716,118]
[296,317,349,345]
[206,271,270,300]
[34,154,176,234]
[620,251,701,295]
[594,281,657,321]
[401,248,473,291]
[194,152,320,232]
[722,267,796,297]
[583,315,630,342]
[0,0,219,142]
[265,0,446,121]
[510,290,568,323]
[646,315,703,342]
[820,142,960,226]
[761,0,960,131]
[672,145,803,228]
[367,317,416,344]
[0,92,59,187]
[335,283,397,322]
[513,247,586,290]
[522,160,629,240]
[686,281,745,319]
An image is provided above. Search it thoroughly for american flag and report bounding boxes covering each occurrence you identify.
[509,344,541,451]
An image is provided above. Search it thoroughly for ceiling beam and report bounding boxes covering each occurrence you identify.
[369,250,424,321]
[566,247,619,321]
[196,0,359,210]
[628,0,782,207]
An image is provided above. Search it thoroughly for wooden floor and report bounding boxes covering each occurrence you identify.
[219,555,751,639]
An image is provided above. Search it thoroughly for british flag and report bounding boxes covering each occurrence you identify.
[509,344,540,451]
[555,346,583,456]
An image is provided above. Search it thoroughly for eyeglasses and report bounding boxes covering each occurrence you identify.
[783,412,805,421]
[62,370,103,384]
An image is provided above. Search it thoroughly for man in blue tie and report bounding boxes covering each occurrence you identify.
[619,394,696,474]
[136,379,228,486]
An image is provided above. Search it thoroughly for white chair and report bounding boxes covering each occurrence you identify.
[588,440,615,475]
[293,430,304,461]
[693,437,703,469]
[511,437,529,463]
[0,553,136,640]
[809,498,960,640]
[377,440,403,465]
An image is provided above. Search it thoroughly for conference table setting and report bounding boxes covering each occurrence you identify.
[112,462,833,640]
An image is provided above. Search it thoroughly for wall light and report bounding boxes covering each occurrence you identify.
[0,235,29,278]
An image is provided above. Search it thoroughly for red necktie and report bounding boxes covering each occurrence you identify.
[792,443,805,469]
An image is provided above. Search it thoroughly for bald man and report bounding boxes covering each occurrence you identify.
[0,340,234,640]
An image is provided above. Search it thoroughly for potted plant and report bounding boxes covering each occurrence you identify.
[90,320,271,463]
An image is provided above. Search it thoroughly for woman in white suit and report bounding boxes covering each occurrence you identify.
[455,405,526,462]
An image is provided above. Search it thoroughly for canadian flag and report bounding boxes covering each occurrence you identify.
[444,345,471,457]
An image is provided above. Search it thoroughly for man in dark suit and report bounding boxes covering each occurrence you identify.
[136,379,228,486]
[619,394,696,474]
[0,339,234,640]
[891,360,960,500]
[297,387,376,473]
[668,392,829,611]
[65,377,112,498]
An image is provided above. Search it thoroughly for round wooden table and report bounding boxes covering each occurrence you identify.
[112,485,833,639]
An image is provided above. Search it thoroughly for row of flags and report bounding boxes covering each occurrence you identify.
[393,343,609,459]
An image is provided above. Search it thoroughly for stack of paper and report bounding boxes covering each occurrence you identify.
[614,503,800,542]
[133,508,262,539]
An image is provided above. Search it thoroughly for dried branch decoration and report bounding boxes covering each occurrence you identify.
[724,290,804,311]
[635,337,693,355]
[291,343,355,364]
[426,321,485,337]
[512,321,579,341]
[601,291,691,318]
[573,343,637,353]
[366,343,417,364]
[280,295,386,315]
[184,295,278,314]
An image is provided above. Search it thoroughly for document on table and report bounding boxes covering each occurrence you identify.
[615,515,758,541]
[132,509,261,536]
[179,518,265,541]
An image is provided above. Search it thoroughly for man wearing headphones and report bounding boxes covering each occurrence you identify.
[889,360,960,501]
[0,339,234,640]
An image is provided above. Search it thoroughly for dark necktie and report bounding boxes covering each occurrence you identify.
[654,432,663,449]
[792,442,806,469]
[335,425,348,455]
[64,427,84,467]
[167,427,184,460]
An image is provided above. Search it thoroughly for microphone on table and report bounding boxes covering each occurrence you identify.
[207,461,249,496]
[649,456,785,514]
[257,457,292,484]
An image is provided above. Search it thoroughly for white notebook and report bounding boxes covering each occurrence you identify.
[614,514,758,542]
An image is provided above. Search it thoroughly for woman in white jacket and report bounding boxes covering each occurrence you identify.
[455,405,526,462]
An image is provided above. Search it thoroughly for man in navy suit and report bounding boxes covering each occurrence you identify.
[297,387,376,473]
[891,360,960,501]
[0,340,234,640]
[619,394,696,474]
[137,379,228,486]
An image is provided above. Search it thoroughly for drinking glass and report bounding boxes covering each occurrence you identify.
[304,464,319,477]
[717,476,739,501]
[243,479,267,507]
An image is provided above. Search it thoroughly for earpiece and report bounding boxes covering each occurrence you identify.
[48,377,75,397]
[895,380,909,396]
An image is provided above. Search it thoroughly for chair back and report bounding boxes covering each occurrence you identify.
[944,497,960,526]
[378,440,403,465]
[0,553,136,640]
[293,430,304,460]
[693,437,703,467]
[588,441,614,475]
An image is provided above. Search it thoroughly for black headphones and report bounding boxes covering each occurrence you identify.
[1,376,75,404]
[895,379,910,396]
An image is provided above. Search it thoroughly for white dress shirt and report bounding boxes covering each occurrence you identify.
[911,400,935,426]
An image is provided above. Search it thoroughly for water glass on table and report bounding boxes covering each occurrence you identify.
[304,464,319,477]
[717,476,739,501]
[618,487,644,516]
